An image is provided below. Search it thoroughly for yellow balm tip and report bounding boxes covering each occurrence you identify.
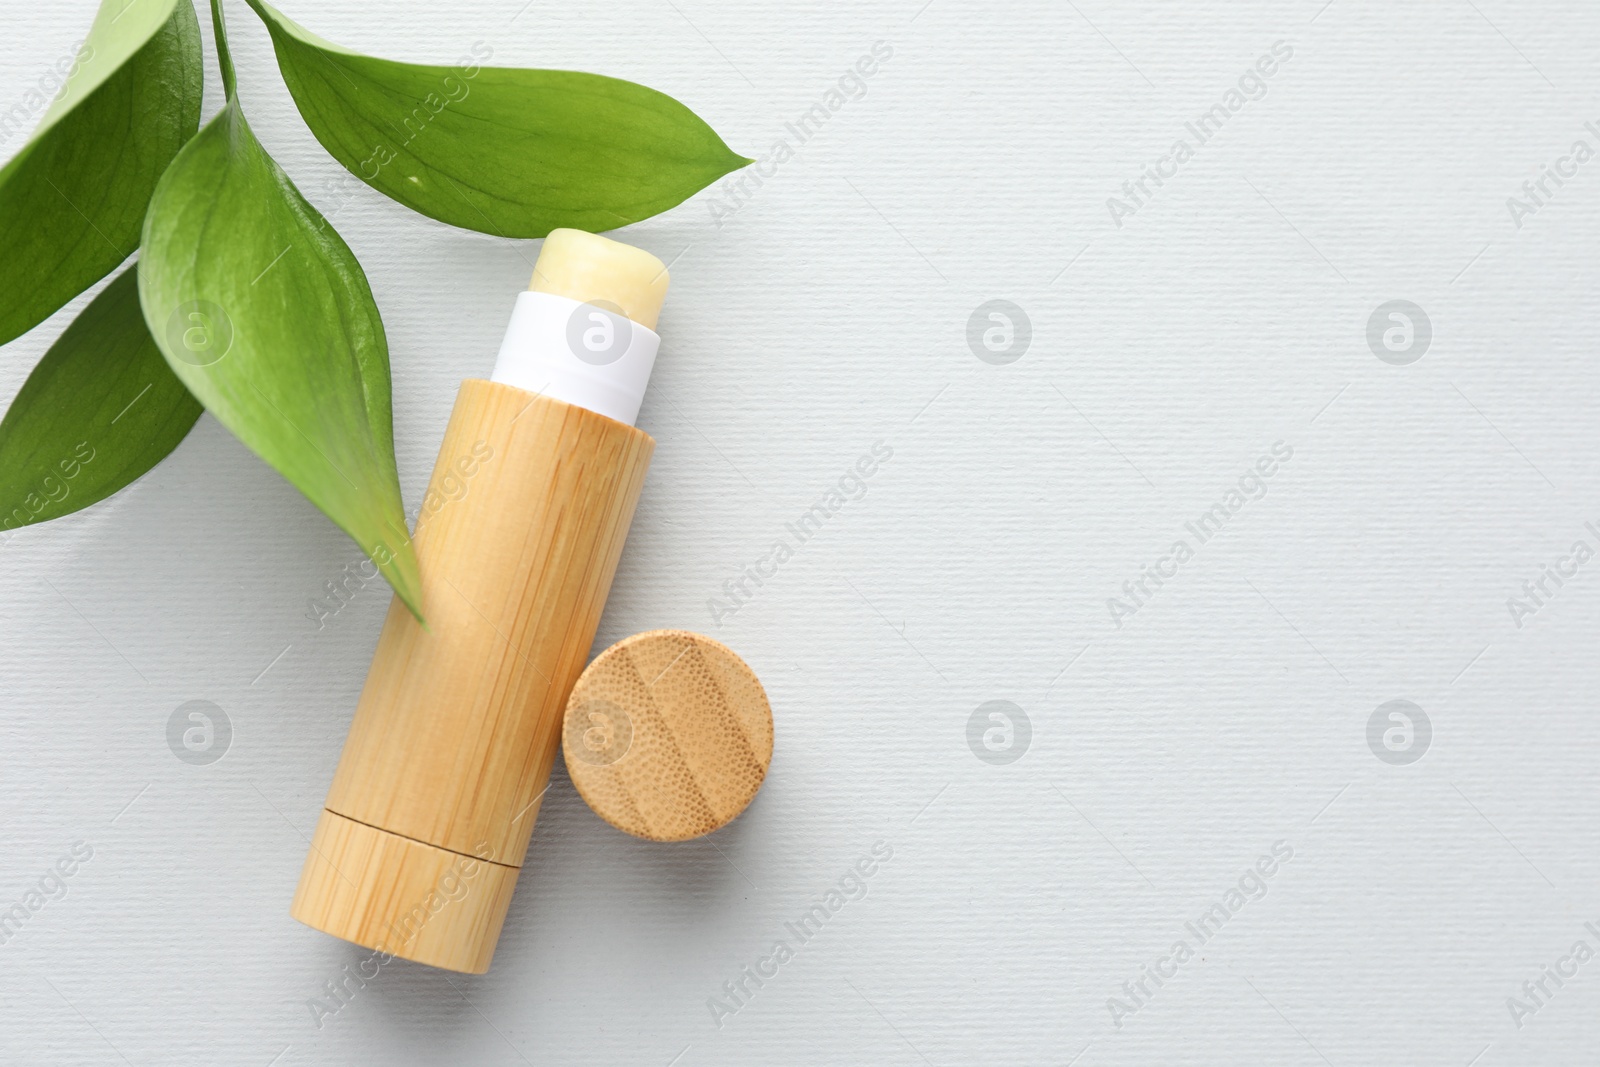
[529,229,670,331]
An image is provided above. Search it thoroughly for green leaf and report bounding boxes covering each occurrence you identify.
[0,265,200,536]
[138,0,423,621]
[0,0,202,347]
[243,0,751,237]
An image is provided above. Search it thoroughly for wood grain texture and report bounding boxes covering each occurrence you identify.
[564,630,773,842]
[290,809,519,975]
[322,380,653,866]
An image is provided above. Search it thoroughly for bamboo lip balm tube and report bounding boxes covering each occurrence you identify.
[290,229,670,974]
[564,630,774,842]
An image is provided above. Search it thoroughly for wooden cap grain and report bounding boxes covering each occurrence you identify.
[563,630,773,842]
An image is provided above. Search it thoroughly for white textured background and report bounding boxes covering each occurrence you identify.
[2,0,1598,1063]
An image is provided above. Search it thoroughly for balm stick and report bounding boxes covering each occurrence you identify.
[290,230,668,973]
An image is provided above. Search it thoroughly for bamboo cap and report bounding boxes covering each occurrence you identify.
[563,630,773,842]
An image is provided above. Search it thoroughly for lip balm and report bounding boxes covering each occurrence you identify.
[290,229,669,973]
